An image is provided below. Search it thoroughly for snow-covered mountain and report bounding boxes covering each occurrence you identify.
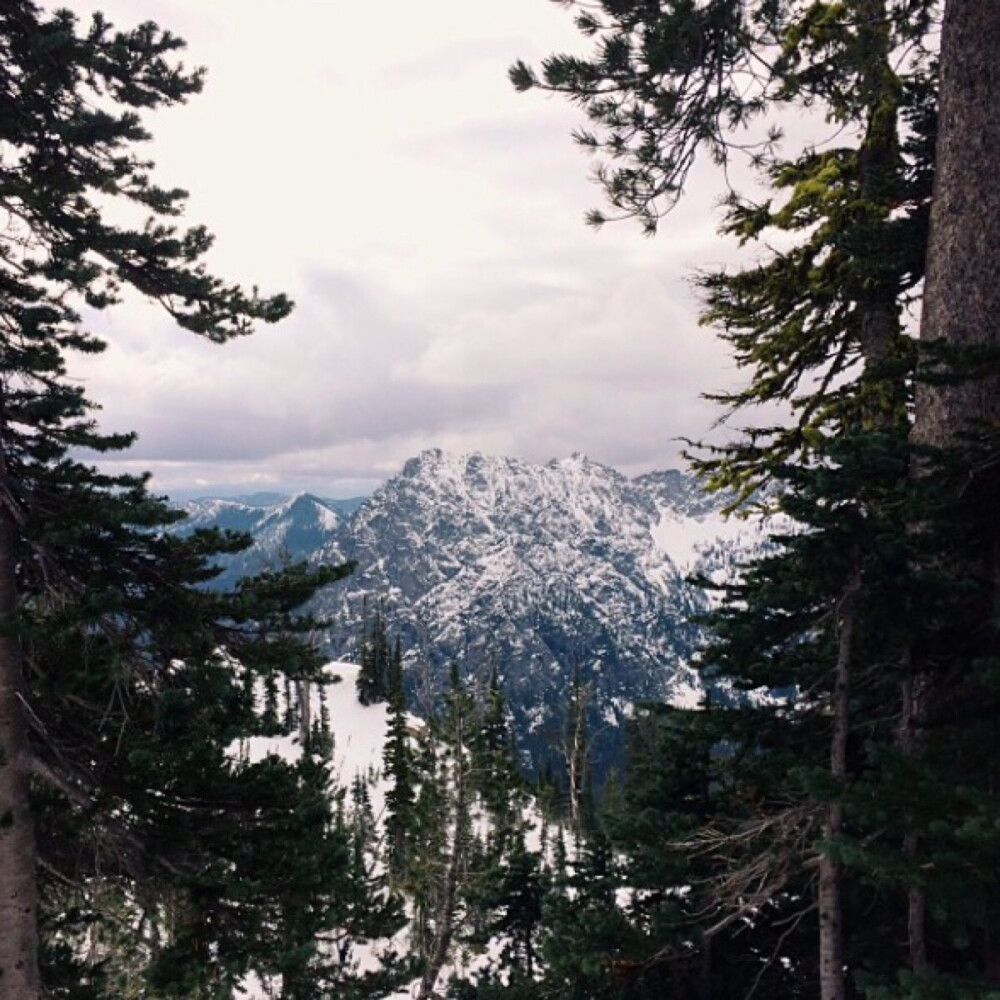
[179,450,770,772]
[179,492,349,587]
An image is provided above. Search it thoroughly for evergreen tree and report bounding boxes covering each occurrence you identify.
[487,833,545,982]
[356,600,393,706]
[0,4,375,996]
[415,664,474,1000]
[507,1,1000,996]
[383,636,416,879]
[469,663,523,832]
[536,831,639,1000]
[459,665,536,972]
[322,774,409,999]
[407,722,450,964]
[511,0,933,479]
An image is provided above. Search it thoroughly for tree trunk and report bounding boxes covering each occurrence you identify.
[567,687,585,835]
[819,587,855,1000]
[912,0,1000,452]
[899,669,928,974]
[909,0,1000,688]
[855,0,903,402]
[818,843,845,1000]
[909,0,1000,978]
[816,8,901,972]
[565,666,590,836]
[0,507,39,999]
[417,711,468,1000]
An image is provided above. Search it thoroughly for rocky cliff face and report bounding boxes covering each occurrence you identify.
[179,450,771,772]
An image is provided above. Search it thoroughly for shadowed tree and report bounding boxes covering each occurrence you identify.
[0,4,373,997]
[508,2,1000,996]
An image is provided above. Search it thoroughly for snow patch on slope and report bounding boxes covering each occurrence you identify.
[235,662,389,808]
[650,506,750,574]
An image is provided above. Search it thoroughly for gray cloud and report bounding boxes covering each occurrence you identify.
[55,0,779,499]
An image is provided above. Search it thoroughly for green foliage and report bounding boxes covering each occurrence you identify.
[468,663,524,826]
[0,2,405,995]
[510,0,778,233]
[356,599,394,705]
[506,0,1000,996]
[384,636,416,879]
[511,0,934,235]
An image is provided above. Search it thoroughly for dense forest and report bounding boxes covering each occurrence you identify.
[1,0,998,998]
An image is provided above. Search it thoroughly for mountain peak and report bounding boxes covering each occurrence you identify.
[177,449,768,773]
[549,450,590,466]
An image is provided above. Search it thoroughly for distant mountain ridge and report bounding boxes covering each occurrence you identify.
[178,450,771,771]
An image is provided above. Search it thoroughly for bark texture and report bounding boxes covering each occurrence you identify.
[0,508,39,999]
[899,671,928,974]
[912,0,1000,449]
[909,0,1000,980]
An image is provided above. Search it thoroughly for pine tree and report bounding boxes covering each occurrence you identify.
[327,774,409,998]
[415,664,474,1000]
[536,831,640,999]
[0,4,374,997]
[488,833,545,982]
[508,1,1000,996]
[469,663,523,832]
[383,637,416,880]
[456,664,538,978]
[29,514,365,997]
[356,600,393,706]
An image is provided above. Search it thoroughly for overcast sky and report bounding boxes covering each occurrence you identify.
[58,0,751,498]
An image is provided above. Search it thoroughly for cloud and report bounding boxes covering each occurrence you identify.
[76,244,737,496]
[54,0,777,498]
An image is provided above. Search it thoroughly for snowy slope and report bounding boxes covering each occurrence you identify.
[237,661,551,1000]
[236,661,389,797]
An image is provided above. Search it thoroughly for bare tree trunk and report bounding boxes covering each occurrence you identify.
[909,0,1000,978]
[819,587,855,1000]
[0,506,39,999]
[563,664,591,837]
[567,684,585,835]
[417,711,468,1000]
[912,0,1000,453]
